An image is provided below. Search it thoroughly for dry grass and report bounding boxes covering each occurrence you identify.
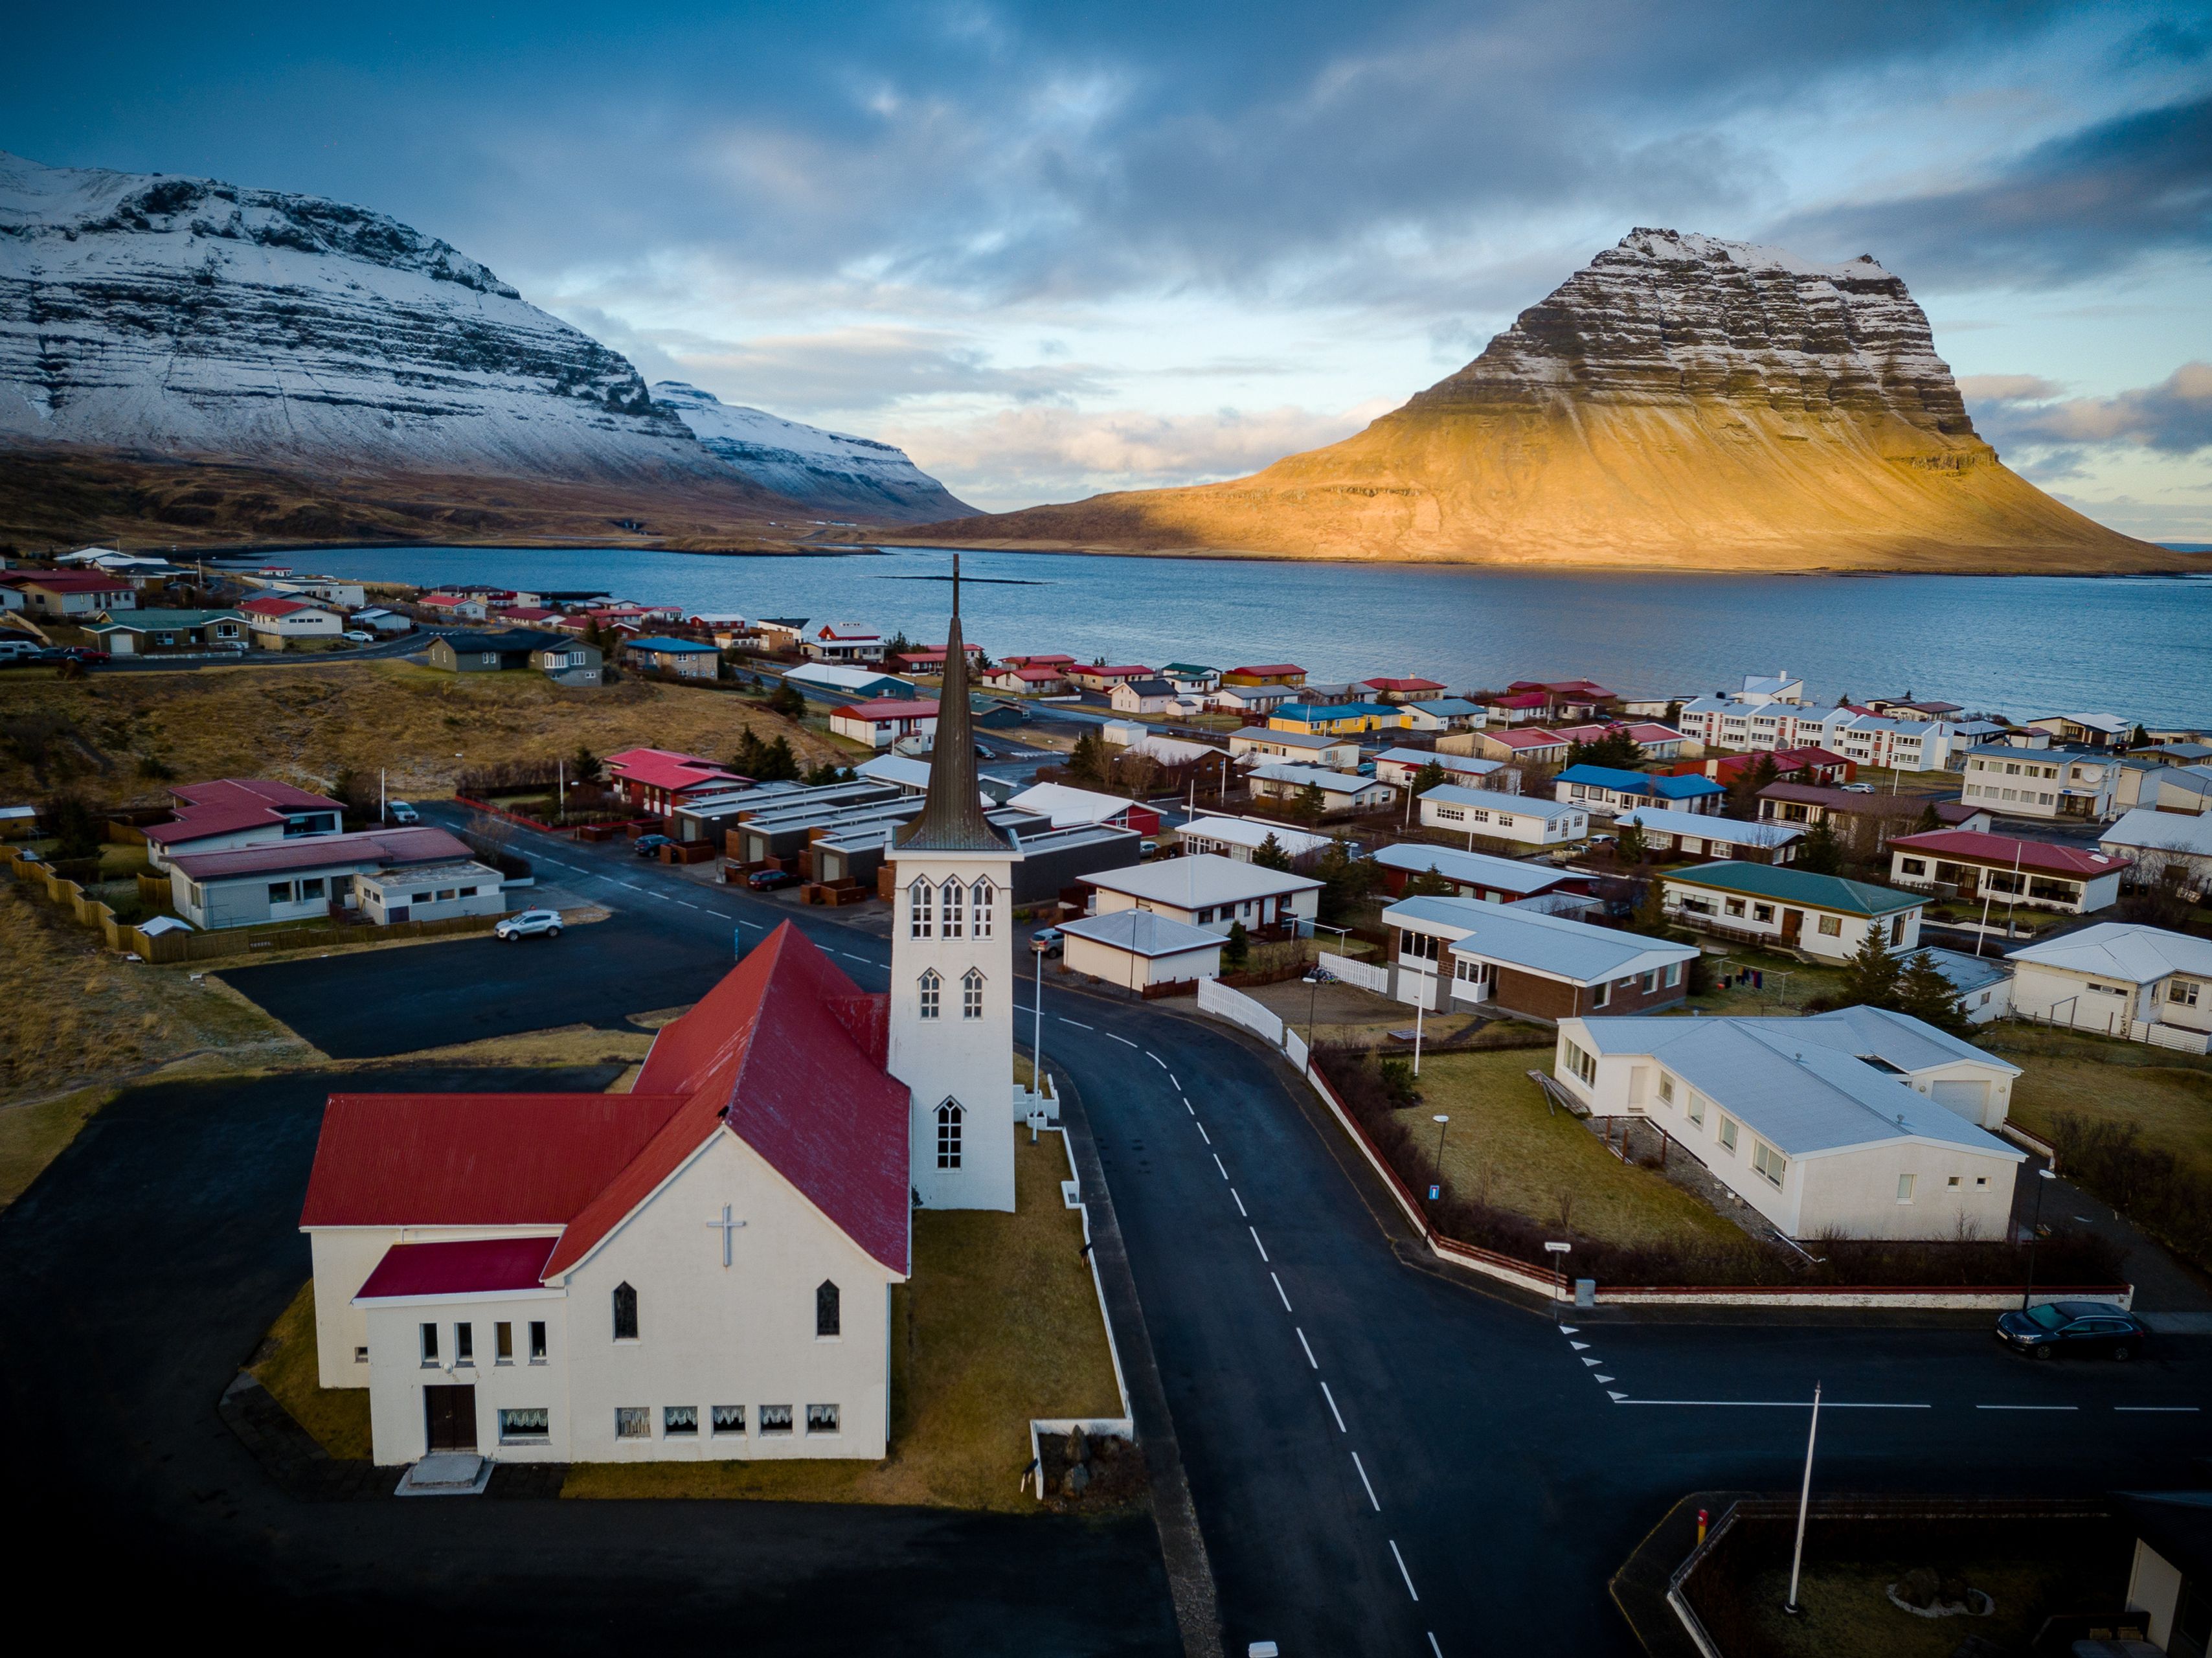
[0,1085,114,1209]
[1730,1554,2119,1658]
[249,1280,374,1462]
[2003,1052,2212,1189]
[561,1126,1123,1508]
[0,657,838,810]
[1405,1049,1766,1260]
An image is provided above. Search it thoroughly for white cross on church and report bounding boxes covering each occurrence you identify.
[705,1202,746,1267]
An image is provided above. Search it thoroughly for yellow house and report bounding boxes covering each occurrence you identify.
[1266,701,1404,736]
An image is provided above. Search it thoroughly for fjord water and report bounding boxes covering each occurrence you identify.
[298,545,2212,728]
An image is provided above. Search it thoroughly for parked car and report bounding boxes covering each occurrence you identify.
[386,801,420,825]
[746,867,801,891]
[1994,1300,2149,1361]
[635,833,674,857]
[1840,782,1875,794]
[0,639,41,664]
[495,909,564,941]
[342,630,374,643]
[1031,927,1064,956]
[35,645,109,664]
[1140,839,1159,857]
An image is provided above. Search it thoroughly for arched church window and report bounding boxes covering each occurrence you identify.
[942,878,964,938]
[816,1280,841,1339]
[971,879,993,938]
[908,879,934,939]
[935,1101,964,1170]
[961,968,984,1019]
[612,1281,638,1342]
[918,968,942,1019]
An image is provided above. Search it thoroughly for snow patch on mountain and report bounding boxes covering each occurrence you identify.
[651,381,976,523]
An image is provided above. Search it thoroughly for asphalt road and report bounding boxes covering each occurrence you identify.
[0,1065,1179,1653]
[200,807,2212,1653]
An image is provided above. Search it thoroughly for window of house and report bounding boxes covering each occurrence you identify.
[1947,1175,1961,1188]
[612,1282,639,1341]
[300,876,326,900]
[1718,1117,1739,1153]
[1664,962,1682,987]
[806,1404,841,1435]
[1658,1073,1675,1105]
[1975,1176,1988,1187]
[495,1322,513,1364]
[1890,914,1908,946]
[918,968,942,1019]
[1900,858,1926,876]
[941,879,964,938]
[268,881,294,903]
[936,1100,964,1169]
[817,1280,841,1339]
[1640,970,1658,993]
[499,1408,550,1443]
[1468,810,1490,824]
[712,1405,745,1436]
[758,1405,794,1435]
[1751,1141,1785,1187]
[458,885,478,898]
[909,880,934,938]
[2171,979,2201,1006]
[1687,1092,1705,1126]
[1725,898,1746,917]
[1818,914,1842,937]
[529,1321,547,1362]
[615,1407,650,1439]
[664,1405,698,1437]
[972,880,993,938]
[420,1323,439,1365]
[436,889,457,902]
[1753,903,1775,924]
[455,1323,474,1365]
[1560,1039,1597,1087]
[1896,1174,1916,1203]
[962,968,984,1019]
[1592,980,1610,1008]
[412,891,431,903]
[355,1345,368,1364]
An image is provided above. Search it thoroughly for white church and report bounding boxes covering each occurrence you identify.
[299,573,1024,1468]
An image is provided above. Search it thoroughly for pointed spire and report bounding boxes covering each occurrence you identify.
[894,555,1009,854]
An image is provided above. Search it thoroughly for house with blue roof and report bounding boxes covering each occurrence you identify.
[1265,701,1404,736]
[1553,764,1724,817]
[623,635,722,681]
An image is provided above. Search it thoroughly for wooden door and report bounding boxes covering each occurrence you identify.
[1781,908,1803,944]
[424,1385,477,1451]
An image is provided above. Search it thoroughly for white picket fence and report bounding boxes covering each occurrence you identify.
[1197,976,1283,1044]
[2131,1020,2211,1055]
[1284,1028,1309,1071]
[1317,951,1389,994]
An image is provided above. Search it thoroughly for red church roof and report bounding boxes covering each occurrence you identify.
[356,1237,559,1300]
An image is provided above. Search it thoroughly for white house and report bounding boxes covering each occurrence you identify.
[1384,894,1699,1022]
[1373,843,1588,905]
[1248,764,1396,813]
[830,698,940,749]
[801,622,887,663]
[1613,806,1802,864]
[2027,712,2133,748]
[141,778,346,870]
[1158,663,1223,696]
[238,595,344,647]
[2005,923,2212,1052]
[1662,862,1922,961]
[1398,698,1485,733]
[1082,852,1322,937]
[1110,676,1197,716]
[1419,785,1587,846]
[1553,1008,2024,1241]
[1886,830,2128,914]
[784,663,920,700]
[1006,782,1157,833]
[1175,815,1334,865]
[1370,747,1506,790]
[1959,744,2121,821]
[352,860,512,925]
[1228,728,1361,770]
[166,826,499,929]
[1736,671,1803,705]
[1922,947,2015,1025]
[1059,907,1226,990]
[1209,684,1298,716]
[300,924,910,1468]
[350,607,414,635]
[2101,807,2212,900]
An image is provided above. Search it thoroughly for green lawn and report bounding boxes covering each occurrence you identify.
[1402,1050,1766,1262]
[0,1086,113,1209]
[1996,1042,2212,1190]
[1684,945,1844,1016]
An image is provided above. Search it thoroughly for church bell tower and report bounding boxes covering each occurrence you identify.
[886,559,1021,1212]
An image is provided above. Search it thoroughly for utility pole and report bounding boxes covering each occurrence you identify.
[2022,1166,2057,1311]
[1783,1382,1822,1617]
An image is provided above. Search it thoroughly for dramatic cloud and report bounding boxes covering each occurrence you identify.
[1970,363,2212,455]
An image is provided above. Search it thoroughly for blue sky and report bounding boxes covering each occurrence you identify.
[10,1,2212,530]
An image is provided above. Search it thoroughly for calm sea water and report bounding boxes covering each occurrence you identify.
[280,544,2212,729]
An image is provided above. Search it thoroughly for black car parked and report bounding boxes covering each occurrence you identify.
[633,834,673,857]
[1994,1300,2150,1361]
[746,868,801,891]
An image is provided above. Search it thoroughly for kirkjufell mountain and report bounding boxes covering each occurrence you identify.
[895,229,2165,573]
[0,151,965,543]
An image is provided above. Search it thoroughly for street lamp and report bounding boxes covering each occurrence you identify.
[1782,1381,1823,1617]
[1431,1113,1450,1180]
[2021,1165,2058,1312]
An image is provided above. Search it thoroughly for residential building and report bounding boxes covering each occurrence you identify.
[426,630,576,674]
[530,641,604,687]
[1173,815,1333,866]
[784,663,920,701]
[1507,679,1618,719]
[1059,908,1226,990]
[1360,676,1448,703]
[890,642,985,674]
[0,570,139,616]
[1158,663,1222,696]
[1886,830,2129,914]
[1662,862,1922,960]
[2118,1493,2212,1657]
[84,608,248,655]
[980,663,1072,695]
[1468,727,1572,767]
[1266,701,1403,736]
[624,637,722,680]
[2006,923,2212,1052]
[752,617,812,652]
[237,595,344,647]
[1109,676,1193,716]
[1553,765,1724,817]
[1480,689,1555,725]
[353,860,512,924]
[2101,808,2212,900]
[1248,764,1396,813]
[1384,894,1698,1020]
[349,607,414,635]
[1371,843,1592,905]
[1670,747,1851,788]
[1865,696,1963,721]
[1419,785,1586,846]
[1673,694,1804,754]
[1735,671,1803,705]
[831,698,940,749]
[2027,712,2132,749]
[1397,698,1484,733]
[1921,948,2015,1024]
[1809,711,1955,773]
[2126,764,2212,815]
[1068,663,1152,693]
[798,622,886,663]
[1082,852,1322,937]
[1229,729,1362,771]
[257,576,369,609]
[1107,732,1226,770]
[1959,744,2121,821]
[1757,782,1991,847]
[605,749,748,817]
[1210,683,1298,716]
[166,825,497,929]
[1548,721,1691,761]
[1612,806,1802,864]
[1000,652,1076,673]
[143,778,346,870]
[416,592,489,620]
[1221,664,1307,688]
[1553,1009,2023,1241]
[1370,747,1506,790]
[1006,782,1162,836]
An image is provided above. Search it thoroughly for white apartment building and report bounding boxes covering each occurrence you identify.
[1959,745,2121,821]
[1419,786,1588,847]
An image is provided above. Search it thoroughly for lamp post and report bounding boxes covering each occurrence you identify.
[1782,1381,1823,1617]
[2022,1165,2057,1312]
[1431,1113,1450,1181]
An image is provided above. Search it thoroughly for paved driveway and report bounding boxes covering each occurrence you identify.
[0,1065,1177,1653]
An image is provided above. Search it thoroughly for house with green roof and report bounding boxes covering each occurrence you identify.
[1158,663,1221,696]
[84,608,248,656]
[1660,860,1923,961]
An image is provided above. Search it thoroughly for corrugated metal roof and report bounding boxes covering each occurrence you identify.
[1061,908,1225,957]
[1664,860,1919,914]
[355,1237,558,1300]
[2008,922,2212,984]
[1386,894,1697,981]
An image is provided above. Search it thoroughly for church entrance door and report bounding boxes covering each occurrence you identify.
[424,1385,478,1452]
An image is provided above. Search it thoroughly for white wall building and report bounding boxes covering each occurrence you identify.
[1613,806,1801,863]
[2101,807,2212,900]
[1175,814,1334,865]
[1248,763,1396,813]
[2005,923,2212,1052]
[1419,785,1586,846]
[1059,908,1225,990]
[1959,744,2121,821]
[1082,852,1322,936]
[1370,747,1506,789]
[1553,1008,2024,1240]
[1662,863,1922,961]
[1229,728,1362,771]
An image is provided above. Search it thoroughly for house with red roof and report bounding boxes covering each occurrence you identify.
[1547,720,1692,760]
[1221,663,1307,688]
[416,592,488,620]
[1469,726,1573,767]
[142,778,346,870]
[980,663,1072,694]
[165,824,495,929]
[830,697,941,749]
[604,747,747,817]
[238,595,343,648]
[1067,663,1153,693]
[0,569,138,617]
[1360,676,1448,703]
[1886,830,2130,914]
[1479,689,1555,725]
[299,923,912,1466]
[801,622,886,663]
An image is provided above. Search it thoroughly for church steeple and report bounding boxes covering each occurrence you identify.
[894,555,1008,854]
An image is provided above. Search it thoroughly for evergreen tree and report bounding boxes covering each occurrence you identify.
[1252,832,1294,872]
[43,793,103,860]
[1797,815,1844,875]
[1837,922,1905,1010]
[1724,753,1779,819]
[1412,760,1449,795]
[1293,781,1328,823]
[1896,950,1971,1035]
[1614,822,1647,865]
[1223,920,1250,970]
[2130,724,2150,749]
[1313,839,1377,924]
[768,681,807,721]
[1569,729,1642,770]
[569,745,603,784]
[1631,876,1669,936]
[759,736,800,782]
[1068,727,1107,786]
[882,630,912,661]
[1913,800,1941,834]
[1403,865,1458,897]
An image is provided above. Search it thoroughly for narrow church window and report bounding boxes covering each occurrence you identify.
[919,968,941,1019]
[817,1280,841,1339]
[962,968,984,1019]
[971,879,993,938]
[712,1405,745,1436]
[942,879,964,938]
[806,1403,841,1435]
[615,1407,649,1439]
[419,1323,438,1365]
[909,880,934,939]
[612,1282,639,1341]
[529,1321,547,1362]
[936,1100,964,1169]
[664,1405,699,1437]
[455,1322,475,1365]
[495,1322,513,1364]
[759,1404,794,1435]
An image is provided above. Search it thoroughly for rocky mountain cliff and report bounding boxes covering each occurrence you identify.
[653,381,976,524]
[894,229,2165,573]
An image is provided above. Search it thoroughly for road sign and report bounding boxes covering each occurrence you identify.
[1427,1185,1440,1201]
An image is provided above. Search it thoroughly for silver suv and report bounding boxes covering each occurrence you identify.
[496,909,564,941]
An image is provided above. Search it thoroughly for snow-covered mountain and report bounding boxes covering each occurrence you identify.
[652,381,976,522]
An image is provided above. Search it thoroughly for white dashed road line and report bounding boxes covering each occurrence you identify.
[1147,1051,1167,1069]
[1389,1539,1419,1602]
[1248,1226,1269,1262]
[1168,1072,1180,1089]
[1107,1033,1140,1049]
[2116,1405,2201,1413]
[1320,1380,1346,1433]
[1212,1153,1228,1179]
[1296,1328,1317,1369]
[1060,1018,1094,1030]
[840,951,871,962]
[1977,1403,2077,1412]
[1613,1398,1932,1409]
[1197,1122,1212,1144]
[1230,1187,1247,1217]
[1271,1273,1292,1312]
[1428,1633,1443,1658]
[1351,1451,1381,1512]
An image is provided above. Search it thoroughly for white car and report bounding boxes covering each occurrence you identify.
[343,630,374,643]
[386,801,420,824]
[496,909,564,940]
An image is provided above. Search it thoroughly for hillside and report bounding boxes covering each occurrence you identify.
[889,229,2170,574]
